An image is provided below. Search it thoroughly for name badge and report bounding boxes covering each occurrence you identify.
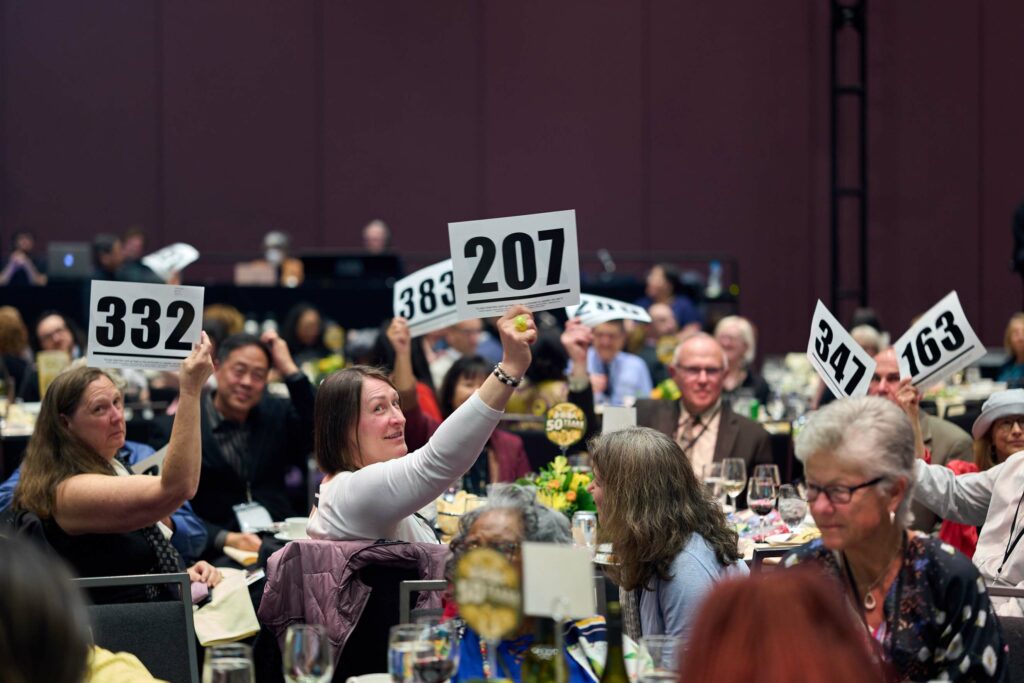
[806,300,876,398]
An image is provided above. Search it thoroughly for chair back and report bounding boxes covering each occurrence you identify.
[399,579,447,624]
[72,573,199,683]
[751,546,788,571]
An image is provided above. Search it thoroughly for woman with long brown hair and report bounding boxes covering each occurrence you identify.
[587,427,747,641]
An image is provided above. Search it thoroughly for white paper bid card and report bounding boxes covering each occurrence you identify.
[87,280,204,371]
[448,210,580,319]
[893,291,985,390]
[806,300,876,398]
[392,259,458,337]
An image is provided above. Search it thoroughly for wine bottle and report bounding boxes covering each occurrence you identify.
[600,602,629,683]
[522,618,567,683]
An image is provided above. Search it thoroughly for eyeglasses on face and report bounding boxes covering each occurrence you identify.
[993,416,1024,434]
[674,365,724,379]
[805,476,884,504]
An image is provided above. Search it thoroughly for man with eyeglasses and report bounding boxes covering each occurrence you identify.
[583,319,653,407]
[192,330,315,557]
[868,348,972,532]
[666,333,772,497]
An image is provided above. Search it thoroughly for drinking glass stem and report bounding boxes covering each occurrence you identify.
[487,637,500,680]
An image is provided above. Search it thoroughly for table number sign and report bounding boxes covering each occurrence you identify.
[565,293,652,328]
[449,210,580,319]
[87,280,204,371]
[391,258,459,337]
[806,300,876,398]
[893,291,985,390]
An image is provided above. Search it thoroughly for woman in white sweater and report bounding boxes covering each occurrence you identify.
[307,306,536,542]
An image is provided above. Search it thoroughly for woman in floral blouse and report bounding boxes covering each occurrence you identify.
[783,397,1006,681]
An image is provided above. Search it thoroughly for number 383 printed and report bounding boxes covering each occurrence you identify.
[396,270,455,321]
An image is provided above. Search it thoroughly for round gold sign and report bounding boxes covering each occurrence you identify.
[454,547,521,641]
[545,402,587,449]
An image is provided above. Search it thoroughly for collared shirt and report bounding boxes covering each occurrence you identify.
[675,399,722,477]
[582,348,653,407]
[206,392,254,493]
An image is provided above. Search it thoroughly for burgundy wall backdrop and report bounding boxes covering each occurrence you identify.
[2,1,1023,354]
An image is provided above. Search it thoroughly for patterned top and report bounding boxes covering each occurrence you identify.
[783,534,1007,682]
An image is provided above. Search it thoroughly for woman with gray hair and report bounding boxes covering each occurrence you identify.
[783,397,1005,681]
[447,485,605,683]
[713,315,769,405]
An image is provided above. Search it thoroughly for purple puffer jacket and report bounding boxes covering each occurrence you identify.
[258,539,449,666]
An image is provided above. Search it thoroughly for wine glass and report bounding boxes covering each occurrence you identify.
[283,624,333,683]
[747,477,779,542]
[389,624,427,682]
[203,643,254,683]
[702,462,727,510]
[752,463,781,486]
[572,511,598,553]
[412,621,461,683]
[777,484,808,532]
[720,458,747,510]
[638,635,683,682]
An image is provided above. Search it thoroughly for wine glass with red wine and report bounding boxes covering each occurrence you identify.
[747,477,779,542]
[412,621,460,683]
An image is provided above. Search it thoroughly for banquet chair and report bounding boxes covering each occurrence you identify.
[400,579,446,624]
[72,572,199,683]
[751,546,788,572]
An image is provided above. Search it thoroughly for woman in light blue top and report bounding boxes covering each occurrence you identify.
[588,427,748,640]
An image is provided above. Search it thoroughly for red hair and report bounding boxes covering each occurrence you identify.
[678,569,892,682]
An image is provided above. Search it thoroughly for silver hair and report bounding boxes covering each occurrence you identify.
[794,396,916,527]
[455,484,571,544]
[714,316,757,366]
[671,332,730,372]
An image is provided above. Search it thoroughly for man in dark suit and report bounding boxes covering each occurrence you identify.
[192,331,315,556]
[664,333,773,492]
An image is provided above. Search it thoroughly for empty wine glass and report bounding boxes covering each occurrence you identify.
[389,624,428,682]
[777,484,808,532]
[638,635,683,682]
[412,620,460,683]
[702,462,725,508]
[752,463,781,486]
[572,511,598,553]
[283,624,333,683]
[203,643,254,683]
[720,458,747,510]
[748,477,779,542]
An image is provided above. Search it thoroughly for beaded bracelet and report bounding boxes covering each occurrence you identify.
[493,363,523,387]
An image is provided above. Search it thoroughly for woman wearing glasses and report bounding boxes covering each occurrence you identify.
[912,389,1024,623]
[783,397,1006,681]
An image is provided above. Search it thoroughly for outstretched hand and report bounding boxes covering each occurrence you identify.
[495,305,537,378]
[560,317,593,365]
[179,331,214,396]
[387,317,412,356]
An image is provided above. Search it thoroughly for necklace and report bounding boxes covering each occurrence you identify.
[844,531,906,611]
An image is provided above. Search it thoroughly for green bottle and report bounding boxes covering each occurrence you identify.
[600,602,629,683]
[521,617,567,683]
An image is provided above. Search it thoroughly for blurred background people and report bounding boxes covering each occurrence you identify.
[635,262,701,334]
[714,315,770,406]
[430,318,483,388]
[0,230,47,286]
[998,312,1024,386]
[582,319,652,407]
[362,218,391,254]
[281,302,331,366]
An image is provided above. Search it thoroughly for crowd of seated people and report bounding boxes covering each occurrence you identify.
[5,242,1024,681]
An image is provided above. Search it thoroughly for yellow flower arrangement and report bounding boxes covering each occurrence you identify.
[518,455,596,519]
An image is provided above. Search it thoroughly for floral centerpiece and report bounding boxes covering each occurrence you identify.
[518,455,596,519]
[302,354,346,385]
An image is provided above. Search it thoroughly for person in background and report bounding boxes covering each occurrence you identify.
[281,302,331,366]
[121,225,147,264]
[580,319,652,407]
[19,311,87,402]
[665,334,772,498]
[589,427,747,642]
[203,303,246,337]
[783,397,1006,681]
[430,318,483,389]
[714,315,770,406]
[634,262,701,333]
[306,306,535,543]
[11,339,223,604]
[0,230,46,286]
[448,485,605,683]
[867,348,973,533]
[262,230,305,287]
[678,570,889,682]
[92,233,162,284]
[193,331,315,555]
[361,218,391,254]
[0,306,32,396]
[997,312,1024,386]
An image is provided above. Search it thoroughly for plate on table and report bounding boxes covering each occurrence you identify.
[274,531,310,542]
